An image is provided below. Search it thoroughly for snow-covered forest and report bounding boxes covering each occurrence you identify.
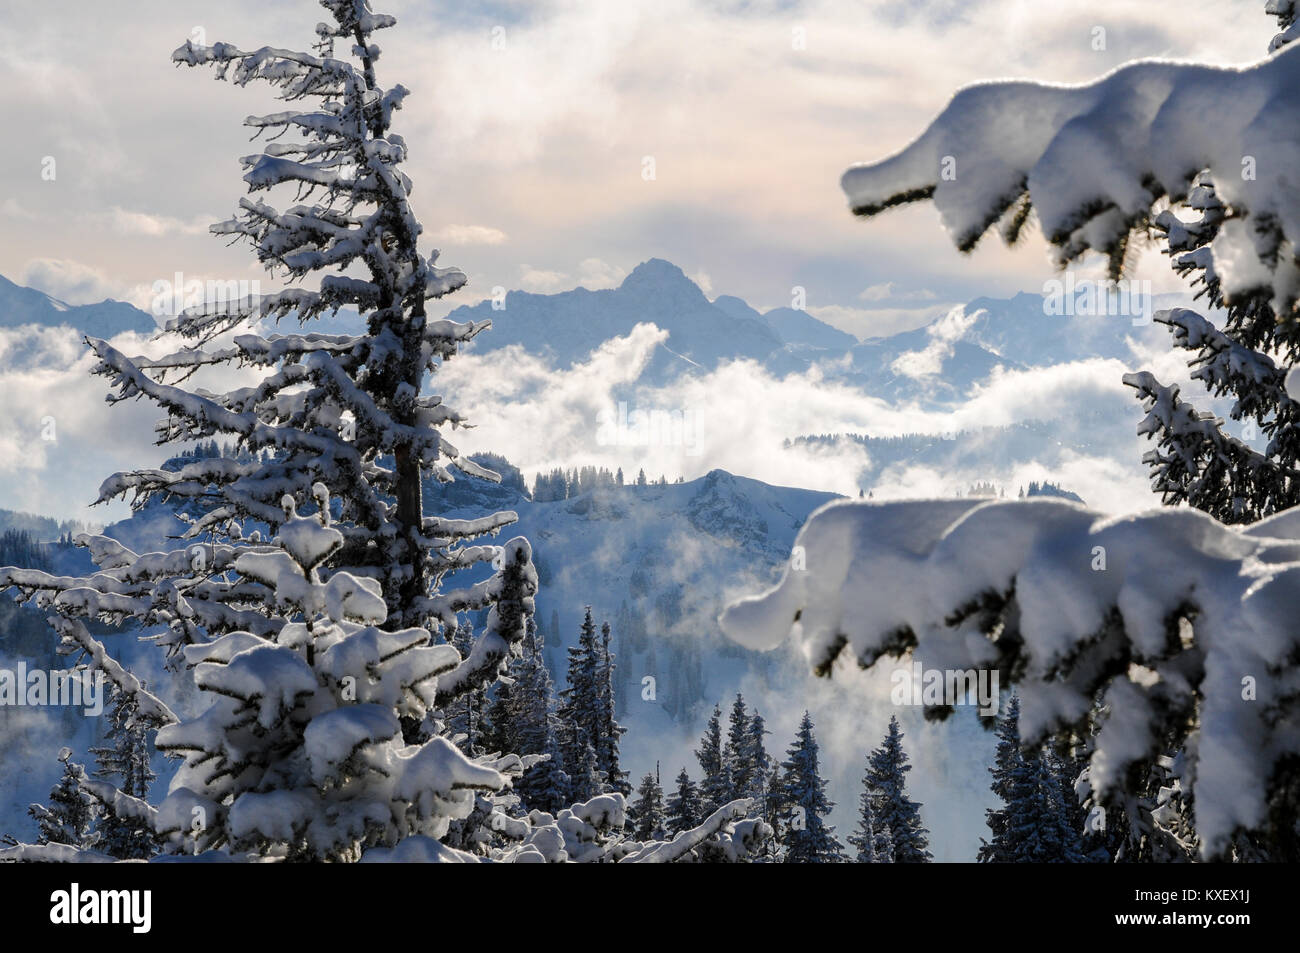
[0,0,1296,875]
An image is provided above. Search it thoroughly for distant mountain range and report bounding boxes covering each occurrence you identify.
[0,274,155,338]
[442,260,1187,402]
[0,261,1190,406]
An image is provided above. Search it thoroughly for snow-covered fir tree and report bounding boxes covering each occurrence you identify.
[558,607,626,797]
[864,717,931,863]
[980,697,1085,863]
[666,767,704,836]
[1118,6,1300,525]
[775,712,844,863]
[88,687,158,859]
[0,0,780,867]
[0,1,536,759]
[831,3,1300,527]
[483,677,515,755]
[558,609,599,775]
[848,760,881,863]
[148,491,536,860]
[978,694,1023,863]
[721,490,1300,858]
[694,704,731,815]
[724,693,754,800]
[595,620,629,795]
[631,769,667,841]
[504,617,570,814]
[745,711,773,811]
[568,741,602,805]
[1018,754,1086,863]
[828,2,1300,524]
[28,749,96,849]
[444,620,491,756]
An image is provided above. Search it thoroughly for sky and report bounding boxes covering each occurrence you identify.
[0,0,1274,336]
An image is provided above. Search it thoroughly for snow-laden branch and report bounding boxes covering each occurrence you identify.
[841,43,1300,312]
[618,799,765,863]
[0,843,118,864]
[52,618,179,727]
[721,496,1300,856]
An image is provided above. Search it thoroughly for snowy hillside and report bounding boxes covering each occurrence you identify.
[0,465,847,848]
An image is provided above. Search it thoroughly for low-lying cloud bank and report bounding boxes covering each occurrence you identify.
[435,321,1196,512]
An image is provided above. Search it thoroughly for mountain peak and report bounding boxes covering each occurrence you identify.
[619,258,699,293]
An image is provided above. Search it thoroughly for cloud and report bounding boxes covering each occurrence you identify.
[430,224,509,246]
[518,265,571,293]
[0,321,269,524]
[1,198,34,221]
[689,269,713,295]
[517,257,628,293]
[431,321,1172,512]
[810,302,953,339]
[19,258,120,305]
[577,258,627,289]
[890,305,982,379]
[107,207,212,237]
[858,281,938,306]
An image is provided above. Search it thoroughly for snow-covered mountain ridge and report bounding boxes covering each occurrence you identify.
[0,273,155,338]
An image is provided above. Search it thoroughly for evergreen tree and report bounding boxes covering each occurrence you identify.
[814,3,1300,857]
[865,716,932,863]
[979,694,1023,863]
[1006,752,1086,863]
[507,617,571,813]
[0,3,536,770]
[1047,747,1095,856]
[1121,7,1300,526]
[483,680,514,756]
[666,767,704,836]
[980,696,1085,863]
[873,824,894,863]
[568,741,602,804]
[559,607,611,795]
[88,687,158,859]
[631,769,667,841]
[724,693,753,799]
[28,749,95,848]
[445,620,491,756]
[517,731,571,816]
[745,711,773,807]
[594,620,629,795]
[695,704,731,814]
[150,494,536,859]
[848,758,880,863]
[776,712,844,863]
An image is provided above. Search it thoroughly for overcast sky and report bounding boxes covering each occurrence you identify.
[0,0,1274,338]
